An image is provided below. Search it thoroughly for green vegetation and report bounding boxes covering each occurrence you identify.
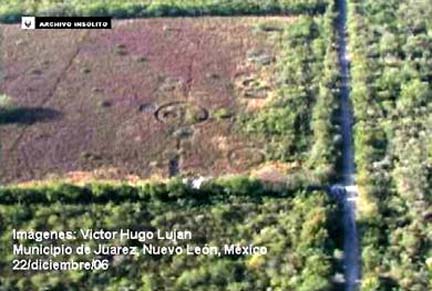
[0,0,330,23]
[240,4,340,184]
[347,0,432,289]
[0,178,340,290]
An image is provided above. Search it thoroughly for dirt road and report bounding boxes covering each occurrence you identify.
[335,0,361,289]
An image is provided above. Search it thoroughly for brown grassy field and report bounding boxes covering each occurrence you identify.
[0,17,294,184]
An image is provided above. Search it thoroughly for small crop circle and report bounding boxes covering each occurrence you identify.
[155,101,208,126]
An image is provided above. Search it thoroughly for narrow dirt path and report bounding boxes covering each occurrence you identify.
[335,0,361,289]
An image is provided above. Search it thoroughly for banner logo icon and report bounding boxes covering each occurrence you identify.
[21,17,35,30]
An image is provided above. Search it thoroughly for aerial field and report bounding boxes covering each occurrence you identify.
[0,0,347,288]
[0,14,338,185]
[0,17,296,184]
[0,0,349,290]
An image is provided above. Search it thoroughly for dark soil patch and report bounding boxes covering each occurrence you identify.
[138,103,156,113]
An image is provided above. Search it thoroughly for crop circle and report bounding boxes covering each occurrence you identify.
[155,101,208,126]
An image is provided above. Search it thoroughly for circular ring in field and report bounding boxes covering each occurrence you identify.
[155,101,209,126]
[228,146,266,169]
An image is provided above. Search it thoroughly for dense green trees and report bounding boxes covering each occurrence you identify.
[0,181,339,290]
[348,0,432,289]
